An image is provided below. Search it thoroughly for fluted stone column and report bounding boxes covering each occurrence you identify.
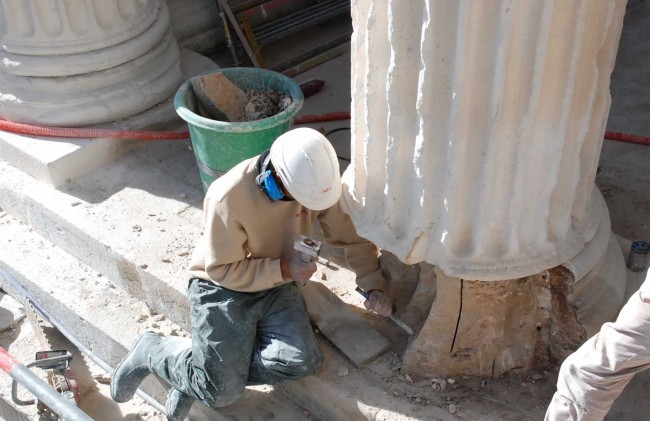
[343,0,629,376]
[0,0,183,127]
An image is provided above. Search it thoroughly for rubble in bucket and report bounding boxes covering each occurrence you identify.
[190,73,291,123]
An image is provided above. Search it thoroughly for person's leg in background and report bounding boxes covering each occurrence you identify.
[545,272,650,420]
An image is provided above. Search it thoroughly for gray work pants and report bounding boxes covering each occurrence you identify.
[545,271,650,420]
[148,278,322,408]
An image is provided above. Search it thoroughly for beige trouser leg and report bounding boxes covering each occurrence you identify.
[545,271,650,421]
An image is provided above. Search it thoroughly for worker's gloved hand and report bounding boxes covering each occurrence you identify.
[363,290,392,317]
[281,252,317,286]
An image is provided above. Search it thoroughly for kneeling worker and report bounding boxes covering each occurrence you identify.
[110,127,392,420]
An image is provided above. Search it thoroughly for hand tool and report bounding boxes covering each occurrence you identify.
[293,235,338,270]
[294,235,322,262]
[355,287,414,336]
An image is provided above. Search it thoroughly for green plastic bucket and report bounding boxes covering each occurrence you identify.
[174,67,304,191]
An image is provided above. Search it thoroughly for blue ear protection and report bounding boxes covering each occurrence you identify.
[256,153,285,202]
[257,169,284,201]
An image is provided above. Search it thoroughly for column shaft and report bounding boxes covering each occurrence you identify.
[343,0,628,281]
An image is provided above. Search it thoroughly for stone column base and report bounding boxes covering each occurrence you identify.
[402,267,588,377]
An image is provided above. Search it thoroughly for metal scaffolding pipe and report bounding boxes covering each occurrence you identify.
[0,347,93,421]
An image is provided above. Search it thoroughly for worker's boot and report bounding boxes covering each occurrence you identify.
[166,387,194,421]
[111,331,161,403]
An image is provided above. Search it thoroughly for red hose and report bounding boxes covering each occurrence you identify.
[293,112,350,125]
[0,113,353,140]
[2,118,649,146]
[0,119,190,140]
[604,131,650,146]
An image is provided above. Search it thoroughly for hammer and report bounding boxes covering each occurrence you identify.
[293,235,338,269]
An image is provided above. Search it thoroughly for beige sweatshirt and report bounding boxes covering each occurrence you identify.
[189,156,387,293]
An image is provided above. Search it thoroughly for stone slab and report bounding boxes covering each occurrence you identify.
[0,130,137,188]
[301,281,390,367]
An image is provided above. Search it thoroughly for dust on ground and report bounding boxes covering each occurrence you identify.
[364,349,556,420]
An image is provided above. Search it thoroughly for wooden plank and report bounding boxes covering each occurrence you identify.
[300,282,391,367]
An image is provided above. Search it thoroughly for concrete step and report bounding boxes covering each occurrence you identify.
[0,212,313,420]
[0,141,204,333]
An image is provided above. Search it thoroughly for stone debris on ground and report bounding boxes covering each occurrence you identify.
[362,345,566,418]
[134,304,188,339]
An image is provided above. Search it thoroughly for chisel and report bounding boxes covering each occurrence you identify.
[355,287,414,336]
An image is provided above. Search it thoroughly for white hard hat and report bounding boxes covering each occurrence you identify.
[270,127,341,211]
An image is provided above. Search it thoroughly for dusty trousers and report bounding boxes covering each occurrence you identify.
[545,271,650,420]
[147,278,323,408]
